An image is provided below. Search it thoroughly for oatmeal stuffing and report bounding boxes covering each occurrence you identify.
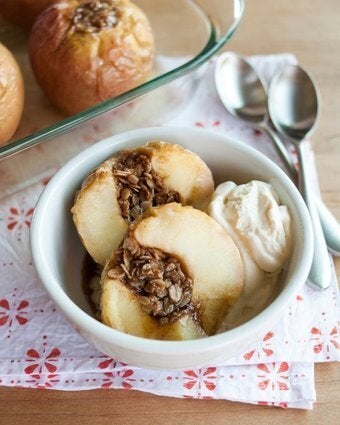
[113,149,180,222]
[72,0,120,33]
[107,236,197,324]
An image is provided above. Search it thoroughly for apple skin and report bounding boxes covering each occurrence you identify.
[28,0,155,115]
[0,0,57,30]
[0,43,24,146]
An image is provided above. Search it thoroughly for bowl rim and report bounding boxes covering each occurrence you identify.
[30,126,313,356]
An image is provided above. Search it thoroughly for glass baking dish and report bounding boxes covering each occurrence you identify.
[0,0,244,197]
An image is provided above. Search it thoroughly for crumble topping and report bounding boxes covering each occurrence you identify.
[113,148,181,223]
[107,236,197,324]
[72,0,120,33]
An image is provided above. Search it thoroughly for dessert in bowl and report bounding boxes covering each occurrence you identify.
[31,126,313,369]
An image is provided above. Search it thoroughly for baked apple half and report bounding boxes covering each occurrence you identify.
[72,142,214,265]
[28,0,155,115]
[101,203,244,339]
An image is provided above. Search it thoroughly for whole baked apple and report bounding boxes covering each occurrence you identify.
[0,0,57,30]
[29,0,155,115]
[0,43,24,146]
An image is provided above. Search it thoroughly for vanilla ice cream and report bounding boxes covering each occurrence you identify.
[208,180,292,331]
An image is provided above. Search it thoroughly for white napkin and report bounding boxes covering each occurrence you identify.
[0,54,338,409]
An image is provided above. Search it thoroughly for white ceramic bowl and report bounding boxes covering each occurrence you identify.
[31,127,313,369]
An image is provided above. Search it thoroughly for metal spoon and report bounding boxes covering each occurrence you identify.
[215,53,298,178]
[215,53,340,257]
[268,65,331,289]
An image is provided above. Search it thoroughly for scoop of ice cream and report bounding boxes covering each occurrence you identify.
[208,180,292,330]
[212,181,292,273]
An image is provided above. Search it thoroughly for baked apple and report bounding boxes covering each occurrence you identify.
[72,141,214,265]
[101,203,244,339]
[28,0,154,115]
[0,43,24,146]
[0,0,57,30]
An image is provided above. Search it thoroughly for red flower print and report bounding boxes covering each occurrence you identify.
[7,207,34,231]
[41,176,52,186]
[258,401,287,408]
[195,120,221,128]
[243,331,275,361]
[0,299,29,328]
[24,348,61,374]
[330,326,340,350]
[253,128,262,137]
[101,369,135,389]
[97,356,126,370]
[311,326,340,354]
[97,356,134,388]
[98,358,115,369]
[311,327,323,353]
[257,362,289,391]
[182,367,217,396]
[25,374,60,389]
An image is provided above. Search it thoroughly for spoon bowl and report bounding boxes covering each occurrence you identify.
[269,65,320,141]
[215,53,297,177]
[215,53,267,124]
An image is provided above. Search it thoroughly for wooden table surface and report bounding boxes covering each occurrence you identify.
[1,0,339,423]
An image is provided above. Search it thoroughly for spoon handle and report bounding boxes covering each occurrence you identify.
[261,123,340,256]
[315,197,340,256]
[297,142,332,290]
[260,124,298,181]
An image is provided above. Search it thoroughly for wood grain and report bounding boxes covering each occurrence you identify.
[1,0,339,423]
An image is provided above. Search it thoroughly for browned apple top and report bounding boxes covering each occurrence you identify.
[72,0,120,33]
